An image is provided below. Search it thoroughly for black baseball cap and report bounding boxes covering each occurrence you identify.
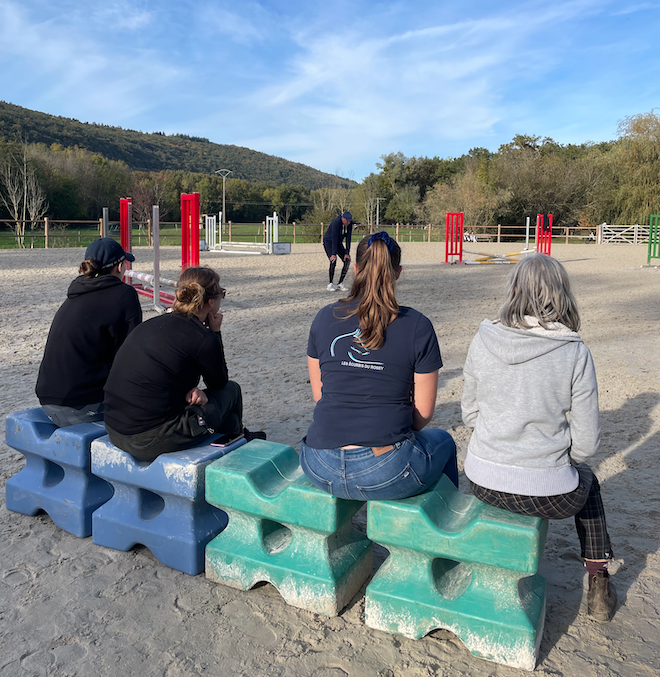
[85,238,135,269]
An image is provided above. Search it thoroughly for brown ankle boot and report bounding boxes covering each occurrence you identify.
[587,570,617,622]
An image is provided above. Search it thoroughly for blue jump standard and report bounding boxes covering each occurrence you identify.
[90,435,247,575]
[5,408,112,538]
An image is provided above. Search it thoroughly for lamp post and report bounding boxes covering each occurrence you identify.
[214,169,232,228]
[375,197,385,226]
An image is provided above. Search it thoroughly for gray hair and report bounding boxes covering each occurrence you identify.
[499,254,580,331]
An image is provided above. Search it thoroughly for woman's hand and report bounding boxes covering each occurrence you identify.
[206,311,223,333]
[186,387,208,406]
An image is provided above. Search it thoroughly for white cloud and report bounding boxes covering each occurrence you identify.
[0,1,187,124]
[91,1,154,31]
[226,0,634,176]
[195,1,270,44]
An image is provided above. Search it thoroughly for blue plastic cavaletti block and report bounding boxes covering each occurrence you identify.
[91,434,246,575]
[5,408,112,538]
[205,439,373,616]
[365,475,548,671]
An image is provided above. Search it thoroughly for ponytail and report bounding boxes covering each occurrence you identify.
[79,258,108,277]
[341,233,401,350]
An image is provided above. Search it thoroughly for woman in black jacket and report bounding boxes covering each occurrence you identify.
[36,238,142,427]
[103,266,265,462]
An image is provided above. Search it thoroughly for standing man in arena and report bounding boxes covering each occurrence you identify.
[323,211,353,292]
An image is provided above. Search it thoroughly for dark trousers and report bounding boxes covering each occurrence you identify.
[106,381,243,463]
[323,240,350,284]
[469,463,613,561]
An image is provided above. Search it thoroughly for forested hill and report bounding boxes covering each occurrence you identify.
[0,101,354,190]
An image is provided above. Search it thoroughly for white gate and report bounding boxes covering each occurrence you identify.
[598,223,649,245]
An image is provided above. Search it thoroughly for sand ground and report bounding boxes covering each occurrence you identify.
[0,242,658,676]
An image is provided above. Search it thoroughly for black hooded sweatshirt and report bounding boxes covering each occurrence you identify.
[36,274,142,407]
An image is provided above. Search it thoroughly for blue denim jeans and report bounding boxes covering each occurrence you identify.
[300,429,458,501]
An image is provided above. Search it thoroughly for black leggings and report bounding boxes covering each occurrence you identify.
[329,257,350,284]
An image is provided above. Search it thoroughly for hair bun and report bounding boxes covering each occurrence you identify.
[176,281,205,306]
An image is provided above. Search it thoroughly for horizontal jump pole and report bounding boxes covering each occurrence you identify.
[132,284,175,301]
[134,287,175,306]
[463,248,512,259]
[126,270,178,289]
[464,260,518,265]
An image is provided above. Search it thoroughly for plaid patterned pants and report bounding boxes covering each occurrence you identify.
[469,463,613,561]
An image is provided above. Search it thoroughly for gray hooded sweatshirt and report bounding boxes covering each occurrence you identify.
[461,317,600,497]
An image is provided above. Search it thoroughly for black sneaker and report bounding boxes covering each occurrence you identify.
[243,427,267,442]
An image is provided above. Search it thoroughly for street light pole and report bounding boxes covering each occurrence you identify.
[214,169,232,228]
[375,197,384,226]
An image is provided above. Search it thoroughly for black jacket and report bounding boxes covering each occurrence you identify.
[36,275,142,407]
[323,215,352,256]
[103,312,230,435]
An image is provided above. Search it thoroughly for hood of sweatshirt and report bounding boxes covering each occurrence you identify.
[477,317,583,365]
[67,274,124,298]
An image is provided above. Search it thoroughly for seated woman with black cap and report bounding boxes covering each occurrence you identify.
[36,237,142,427]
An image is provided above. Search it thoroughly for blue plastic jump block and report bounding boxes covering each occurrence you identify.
[90,435,246,575]
[365,475,549,671]
[5,408,112,538]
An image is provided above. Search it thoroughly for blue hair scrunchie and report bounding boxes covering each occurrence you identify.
[368,231,396,253]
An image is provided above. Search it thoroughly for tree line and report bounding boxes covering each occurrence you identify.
[2,110,660,246]
[0,100,355,189]
[364,111,660,230]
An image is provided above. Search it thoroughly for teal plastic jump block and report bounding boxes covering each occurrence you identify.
[5,408,112,538]
[205,440,373,616]
[90,435,246,575]
[365,476,548,671]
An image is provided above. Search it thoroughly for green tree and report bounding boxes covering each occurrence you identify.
[604,111,660,223]
[385,184,420,224]
[420,164,510,228]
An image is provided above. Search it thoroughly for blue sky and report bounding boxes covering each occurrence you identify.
[1,0,659,180]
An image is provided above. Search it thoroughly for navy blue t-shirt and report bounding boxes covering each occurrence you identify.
[305,301,442,448]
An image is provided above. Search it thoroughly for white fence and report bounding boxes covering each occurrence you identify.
[598,223,649,245]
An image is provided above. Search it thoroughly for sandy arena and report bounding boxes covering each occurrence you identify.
[1,242,658,676]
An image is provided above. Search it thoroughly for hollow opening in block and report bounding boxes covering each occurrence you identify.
[432,558,472,600]
[43,460,65,487]
[518,574,546,622]
[139,489,165,520]
[261,519,292,555]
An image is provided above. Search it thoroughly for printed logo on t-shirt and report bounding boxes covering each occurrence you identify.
[330,328,384,371]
